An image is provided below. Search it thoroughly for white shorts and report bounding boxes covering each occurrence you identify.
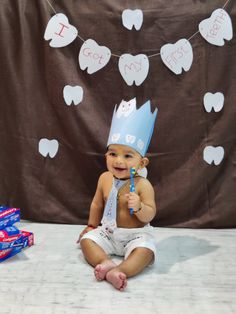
[81,225,157,262]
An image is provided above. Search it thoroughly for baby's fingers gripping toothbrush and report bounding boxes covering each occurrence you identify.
[129,167,136,215]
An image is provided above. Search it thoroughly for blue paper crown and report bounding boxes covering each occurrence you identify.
[107,99,158,156]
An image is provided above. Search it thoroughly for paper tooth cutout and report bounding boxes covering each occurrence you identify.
[118,54,149,86]
[203,146,224,165]
[122,9,143,31]
[79,39,111,74]
[63,85,83,106]
[160,39,193,75]
[203,92,224,113]
[117,98,136,118]
[39,139,59,158]
[44,14,78,48]
[199,9,233,46]
[137,167,148,178]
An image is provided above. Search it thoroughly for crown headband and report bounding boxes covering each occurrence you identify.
[107,98,158,156]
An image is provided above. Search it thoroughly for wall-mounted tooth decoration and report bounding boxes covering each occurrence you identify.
[63,85,84,106]
[203,146,224,166]
[122,9,143,31]
[38,139,59,158]
[203,92,225,113]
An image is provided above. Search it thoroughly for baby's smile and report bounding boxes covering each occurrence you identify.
[114,166,127,172]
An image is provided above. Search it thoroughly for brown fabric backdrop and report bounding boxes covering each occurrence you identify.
[0,0,235,228]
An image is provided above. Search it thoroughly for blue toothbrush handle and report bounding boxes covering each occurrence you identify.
[129,167,136,215]
[129,185,135,215]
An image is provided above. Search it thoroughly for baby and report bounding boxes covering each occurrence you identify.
[78,98,158,291]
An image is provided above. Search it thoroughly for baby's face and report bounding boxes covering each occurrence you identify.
[106,144,142,179]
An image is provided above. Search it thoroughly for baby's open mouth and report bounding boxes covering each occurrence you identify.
[114,167,126,172]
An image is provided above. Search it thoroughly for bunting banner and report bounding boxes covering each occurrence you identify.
[44,2,233,85]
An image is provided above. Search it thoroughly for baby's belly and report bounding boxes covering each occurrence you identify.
[116,208,145,228]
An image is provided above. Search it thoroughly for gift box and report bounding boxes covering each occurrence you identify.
[0,245,22,262]
[0,229,34,263]
[19,230,34,248]
[0,207,20,230]
[0,226,22,250]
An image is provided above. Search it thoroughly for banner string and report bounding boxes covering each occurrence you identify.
[45,0,232,59]
[45,0,57,15]
[222,0,231,9]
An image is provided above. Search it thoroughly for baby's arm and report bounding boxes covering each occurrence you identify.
[127,178,156,224]
[77,173,105,242]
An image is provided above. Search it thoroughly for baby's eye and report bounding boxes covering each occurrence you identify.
[108,152,116,157]
[124,154,133,159]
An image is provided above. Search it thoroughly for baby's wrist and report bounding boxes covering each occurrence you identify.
[133,202,143,213]
[87,224,97,229]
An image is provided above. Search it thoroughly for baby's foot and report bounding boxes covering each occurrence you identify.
[94,260,116,281]
[106,269,127,291]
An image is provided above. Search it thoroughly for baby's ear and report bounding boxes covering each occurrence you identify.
[140,157,149,168]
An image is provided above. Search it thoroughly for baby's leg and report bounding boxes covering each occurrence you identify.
[80,239,116,280]
[106,247,154,291]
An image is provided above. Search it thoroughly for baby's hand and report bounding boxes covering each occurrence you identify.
[76,226,95,243]
[125,192,141,213]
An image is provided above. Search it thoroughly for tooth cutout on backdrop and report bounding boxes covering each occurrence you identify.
[63,85,84,106]
[38,139,59,158]
[79,39,111,74]
[203,92,225,113]
[122,9,143,31]
[199,9,233,46]
[118,54,149,86]
[160,39,193,75]
[116,98,136,118]
[203,146,224,166]
[44,13,78,48]
[137,167,148,178]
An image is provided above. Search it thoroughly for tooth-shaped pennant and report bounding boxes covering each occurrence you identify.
[160,39,193,75]
[203,146,224,166]
[122,9,143,31]
[118,54,149,86]
[79,39,111,74]
[199,9,233,46]
[44,13,78,48]
[203,92,224,113]
[38,139,59,158]
[63,85,83,106]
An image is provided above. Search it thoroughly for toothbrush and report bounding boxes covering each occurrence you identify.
[129,167,136,215]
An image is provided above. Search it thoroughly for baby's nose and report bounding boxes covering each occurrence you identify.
[115,156,124,164]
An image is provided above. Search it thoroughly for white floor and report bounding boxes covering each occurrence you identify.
[0,221,235,314]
